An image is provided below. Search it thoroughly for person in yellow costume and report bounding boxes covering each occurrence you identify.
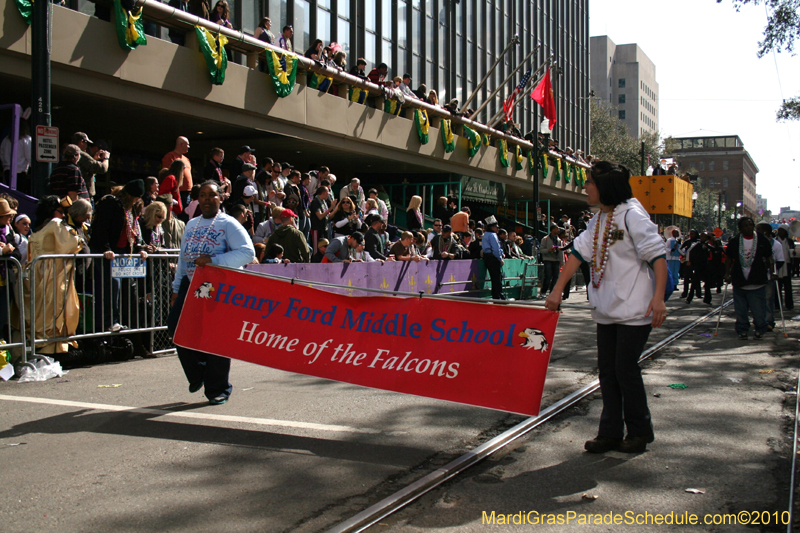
[25,196,83,355]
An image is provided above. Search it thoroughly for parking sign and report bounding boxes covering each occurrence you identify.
[36,125,59,163]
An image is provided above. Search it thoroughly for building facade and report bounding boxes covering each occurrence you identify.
[756,194,767,214]
[64,0,590,153]
[666,135,759,217]
[589,36,658,139]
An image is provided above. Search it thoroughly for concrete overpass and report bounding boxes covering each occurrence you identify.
[0,0,588,218]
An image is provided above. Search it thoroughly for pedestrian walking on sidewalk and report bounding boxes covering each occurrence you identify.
[167,181,256,405]
[545,161,668,454]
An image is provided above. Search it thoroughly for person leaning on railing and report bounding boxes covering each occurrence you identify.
[25,196,82,355]
[89,180,149,334]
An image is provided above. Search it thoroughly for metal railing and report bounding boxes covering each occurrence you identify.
[19,252,179,366]
[0,256,28,363]
[81,0,589,163]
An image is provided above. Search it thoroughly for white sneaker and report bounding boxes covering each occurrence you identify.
[107,323,126,333]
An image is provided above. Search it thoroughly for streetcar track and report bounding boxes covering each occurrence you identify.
[324,299,734,533]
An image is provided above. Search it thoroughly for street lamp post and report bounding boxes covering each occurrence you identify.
[534,119,552,240]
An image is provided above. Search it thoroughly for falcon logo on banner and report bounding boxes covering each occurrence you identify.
[502,69,532,123]
[175,267,559,415]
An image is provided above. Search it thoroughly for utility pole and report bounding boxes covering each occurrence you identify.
[31,0,53,197]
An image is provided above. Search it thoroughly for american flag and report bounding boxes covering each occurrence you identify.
[502,69,532,123]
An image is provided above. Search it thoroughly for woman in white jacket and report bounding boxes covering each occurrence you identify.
[545,161,668,454]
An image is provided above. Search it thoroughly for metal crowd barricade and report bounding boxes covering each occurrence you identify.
[0,256,28,365]
[23,252,179,365]
[435,259,539,300]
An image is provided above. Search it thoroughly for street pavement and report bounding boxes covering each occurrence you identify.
[0,285,797,533]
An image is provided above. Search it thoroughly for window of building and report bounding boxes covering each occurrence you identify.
[317,5,331,44]
[723,177,728,187]
[269,0,285,24]
[618,110,625,120]
[618,78,625,88]
[723,160,729,170]
[709,161,715,171]
[337,17,350,54]
[698,161,705,171]
[618,94,625,104]
[294,0,310,53]
[397,0,407,48]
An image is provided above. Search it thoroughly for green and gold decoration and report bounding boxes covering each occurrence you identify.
[498,139,509,168]
[463,126,481,157]
[528,149,536,173]
[563,160,571,184]
[384,98,403,116]
[349,86,369,105]
[308,72,333,93]
[196,26,228,85]
[440,119,455,153]
[15,0,32,24]
[266,50,298,97]
[114,0,147,51]
[414,109,430,145]
[554,157,562,181]
[514,144,524,171]
[579,167,587,187]
[481,133,491,146]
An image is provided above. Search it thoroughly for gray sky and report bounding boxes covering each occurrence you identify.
[589,0,800,214]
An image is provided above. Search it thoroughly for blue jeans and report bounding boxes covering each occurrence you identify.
[765,280,777,327]
[733,285,768,336]
[667,260,681,287]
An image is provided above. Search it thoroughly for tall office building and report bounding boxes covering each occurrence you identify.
[590,36,658,139]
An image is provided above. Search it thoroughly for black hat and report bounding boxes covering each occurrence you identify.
[281,162,294,170]
[350,231,365,245]
[442,224,452,233]
[242,163,258,172]
[239,145,256,154]
[365,214,383,226]
[124,179,145,198]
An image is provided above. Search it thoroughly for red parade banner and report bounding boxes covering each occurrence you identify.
[174,266,559,415]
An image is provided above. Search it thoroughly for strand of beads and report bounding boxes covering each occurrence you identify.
[591,209,615,289]
[739,233,757,268]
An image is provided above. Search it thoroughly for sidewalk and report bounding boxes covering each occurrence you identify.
[379,297,799,532]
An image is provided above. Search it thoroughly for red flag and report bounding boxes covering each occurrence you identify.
[531,68,557,128]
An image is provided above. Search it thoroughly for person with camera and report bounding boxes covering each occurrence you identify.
[72,132,109,201]
[331,196,365,239]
